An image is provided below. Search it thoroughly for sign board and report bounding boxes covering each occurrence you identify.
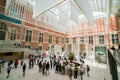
[95,46,107,63]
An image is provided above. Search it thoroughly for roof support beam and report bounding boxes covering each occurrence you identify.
[73,0,94,26]
[34,0,67,18]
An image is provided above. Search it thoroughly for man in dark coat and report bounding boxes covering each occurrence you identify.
[23,63,26,76]
[74,65,78,79]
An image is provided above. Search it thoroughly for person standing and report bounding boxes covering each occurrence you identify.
[59,63,61,74]
[42,62,46,75]
[50,59,52,69]
[80,66,84,80]
[46,61,50,76]
[6,65,11,78]
[23,63,26,76]
[68,68,72,80]
[38,61,42,73]
[31,59,34,68]
[55,63,59,73]
[74,65,78,79]
[86,65,90,76]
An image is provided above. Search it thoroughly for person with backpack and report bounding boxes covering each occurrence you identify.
[86,65,90,76]
[23,63,26,76]
[21,61,23,66]
[8,60,13,67]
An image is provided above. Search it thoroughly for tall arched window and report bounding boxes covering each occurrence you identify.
[0,22,7,40]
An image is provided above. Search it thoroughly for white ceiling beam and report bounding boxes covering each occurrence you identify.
[34,0,67,18]
[73,0,94,26]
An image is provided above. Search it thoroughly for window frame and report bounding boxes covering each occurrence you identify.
[25,30,32,42]
[111,34,119,44]
[49,35,52,43]
[56,36,59,44]
[73,37,76,44]
[80,37,84,43]
[99,35,104,44]
[39,33,44,43]
[89,36,93,44]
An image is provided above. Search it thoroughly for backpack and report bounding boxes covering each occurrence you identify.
[80,68,84,74]
[87,66,90,71]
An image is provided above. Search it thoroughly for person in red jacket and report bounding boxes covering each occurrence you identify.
[14,59,19,68]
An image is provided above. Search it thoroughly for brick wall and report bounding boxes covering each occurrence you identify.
[0,0,6,14]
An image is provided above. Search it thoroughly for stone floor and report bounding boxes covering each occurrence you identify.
[0,58,106,80]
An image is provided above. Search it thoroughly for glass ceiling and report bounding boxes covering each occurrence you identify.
[6,0,120,33]
[33,0,108,33]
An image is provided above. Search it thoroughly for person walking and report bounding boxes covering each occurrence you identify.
[8,60,13,67]
[1,58,5,67]
[46,61,50,76]
[6,65,12,78]
[23,63,26,76]
[14,59,19,68]
[86,65,90,76]
[38,61,42,73]
[21,61,23,66]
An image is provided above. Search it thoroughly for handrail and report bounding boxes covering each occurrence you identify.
[109,49,120,65]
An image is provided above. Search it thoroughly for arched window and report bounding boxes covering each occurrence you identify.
[0,22,7,40]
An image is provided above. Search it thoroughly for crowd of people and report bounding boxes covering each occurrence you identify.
[0,52,90,80]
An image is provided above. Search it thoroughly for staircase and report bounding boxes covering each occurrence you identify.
[0,40,37,59]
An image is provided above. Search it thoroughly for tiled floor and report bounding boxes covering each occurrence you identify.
[0,58,107,80]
